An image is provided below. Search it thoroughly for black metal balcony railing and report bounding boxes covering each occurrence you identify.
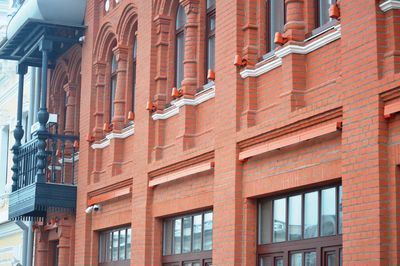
[9,133,79,220]
[15,133,79,189]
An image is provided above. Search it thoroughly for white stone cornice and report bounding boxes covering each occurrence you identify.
[240,25,341,79]
[91,123,135,150]
[380,0,400,12]
[152,86,216,121]
[240,58,283,79]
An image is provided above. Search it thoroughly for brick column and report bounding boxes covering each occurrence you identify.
[340,0,389,264]
[176,0,200,151]
[284,0,305,42]
[131,0,154,264]
[212,0,244,264]
[63,83,77,135]
[181,0,200,96]
[93,62,107,139]
[57,218,73,266]
[152,15,171,160]
[112,46,129,130]
[35,228,49,266]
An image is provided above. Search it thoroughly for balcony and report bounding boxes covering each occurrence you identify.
[9,132,79,220]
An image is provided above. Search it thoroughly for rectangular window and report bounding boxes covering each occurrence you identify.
[99,226,131,264]
[266,0,285,52]
[163,211,212,265]
[258,185,342,266]
[273,198,286,243]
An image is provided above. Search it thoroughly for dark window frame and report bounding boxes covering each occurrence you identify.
[257,184,342,266]
[162,210,213,266]
[265,0,286,54]
[109,54,118,123]
[205,1,215,83]
[310,0,337,37]
[132,35,137,113]
[99,226,131,266]
[175,5,186,89]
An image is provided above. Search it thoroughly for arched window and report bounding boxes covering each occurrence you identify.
[266,0,285,52]
[132,36,137,112]
[206,0,215,82]
[175,5,186,88]
[110,54,117,122]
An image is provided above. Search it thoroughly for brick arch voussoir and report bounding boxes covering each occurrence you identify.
[116,4,138,47]
[94,22,118,62]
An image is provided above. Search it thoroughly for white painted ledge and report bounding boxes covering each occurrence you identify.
[91,123,135,150]
[240,25,341,79]
[152,85,216,121]
[380,0,400,12]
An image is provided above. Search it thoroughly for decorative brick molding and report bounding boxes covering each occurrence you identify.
[239,121,342,161]
[91,124,135,150]
[240,25,341,79]
[152,85,215,120]
[149,161,214,187]
[380,0,400,12]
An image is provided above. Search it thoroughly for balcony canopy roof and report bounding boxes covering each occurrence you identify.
[0,0,86,67]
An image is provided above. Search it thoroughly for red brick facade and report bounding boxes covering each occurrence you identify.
[34,0,400,265]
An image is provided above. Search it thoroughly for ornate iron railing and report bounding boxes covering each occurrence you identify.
[15,133,79,190]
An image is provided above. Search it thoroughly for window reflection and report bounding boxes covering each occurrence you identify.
[321,188,336,236]
[289,195,302,241]
[273,198,286,242]
[304,191,318,239]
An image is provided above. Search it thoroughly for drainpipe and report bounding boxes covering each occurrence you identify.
[15,221,28,266]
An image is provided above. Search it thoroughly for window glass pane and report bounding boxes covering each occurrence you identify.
[110,77,117,119]
[273,198,286,242]
[176,33,185,87]
[111,55,117,73]
[182,216,192,253]
[321,187,337,236]
[288,195,302,241]
[163,220,173,255]
[275,258,283,266]
[209,14,216,32]
[304,191,318,239]
[192,214,202,252]
[305,252,316,266]
[258,200,272,244]
[326,253,336,266]
[291,253,302,266]
[112,231,119,261]
[207,36,215,71]
[119,229,126,260]
[338,185,343,234]
[133,37,137,60]
[106,232,112,262]
[260,256,273,266]
[173,219,182,254]
[268,0,285,51]
[207,0,215,9]
[203,212,213,250]
[318,0,334,27]
[126,228,131,259]
[339,248,342,266]
[176,5,187,29]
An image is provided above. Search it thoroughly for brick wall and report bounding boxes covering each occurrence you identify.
[35,0,400,265]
